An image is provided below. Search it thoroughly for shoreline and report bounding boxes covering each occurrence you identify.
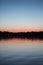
[0,31,43,39]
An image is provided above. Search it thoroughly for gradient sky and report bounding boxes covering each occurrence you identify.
[0,0,43,32]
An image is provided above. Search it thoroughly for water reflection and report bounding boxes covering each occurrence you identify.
[0,38,43,65]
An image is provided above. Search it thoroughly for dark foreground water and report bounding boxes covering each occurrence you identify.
[0,38,43,65]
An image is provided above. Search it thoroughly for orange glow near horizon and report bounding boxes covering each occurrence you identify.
[0,26,43,32]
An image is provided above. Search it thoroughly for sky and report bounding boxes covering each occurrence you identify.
[0,0,43,32]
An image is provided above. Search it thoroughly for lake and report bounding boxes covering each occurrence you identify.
[0,38,43,65]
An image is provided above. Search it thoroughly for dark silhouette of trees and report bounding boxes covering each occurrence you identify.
[0,31,43,39]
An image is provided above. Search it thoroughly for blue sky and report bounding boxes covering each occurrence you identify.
[0,0,43,32]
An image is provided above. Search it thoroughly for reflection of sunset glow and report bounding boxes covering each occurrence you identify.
[0,38,43,46]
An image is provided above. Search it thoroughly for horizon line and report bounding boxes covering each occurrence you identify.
[0,31,43,33]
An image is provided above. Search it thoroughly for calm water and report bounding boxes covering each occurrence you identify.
[0,38,43,65]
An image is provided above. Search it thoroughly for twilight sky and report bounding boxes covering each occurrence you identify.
[0,0,43,32]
